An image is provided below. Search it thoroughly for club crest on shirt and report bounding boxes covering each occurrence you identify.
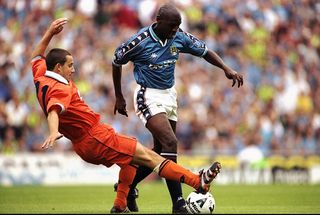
[170,46,178,56]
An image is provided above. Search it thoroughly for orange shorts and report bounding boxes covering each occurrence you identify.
[72,123,137,168]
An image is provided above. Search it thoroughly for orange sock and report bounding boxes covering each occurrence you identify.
[157,159,200,190]
[113,165,137,209]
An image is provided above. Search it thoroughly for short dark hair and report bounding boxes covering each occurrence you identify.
[46,48,71,71]
[157,3,180,21]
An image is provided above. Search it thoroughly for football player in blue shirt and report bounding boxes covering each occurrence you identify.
[112,3,243,214]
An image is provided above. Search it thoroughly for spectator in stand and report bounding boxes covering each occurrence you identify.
[0,0,318,161]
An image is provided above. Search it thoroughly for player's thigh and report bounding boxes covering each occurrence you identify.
[147,113,178,151]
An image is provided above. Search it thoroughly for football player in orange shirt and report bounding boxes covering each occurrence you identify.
[31,18,221,213]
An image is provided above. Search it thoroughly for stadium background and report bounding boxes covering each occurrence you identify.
[0,0,320,186]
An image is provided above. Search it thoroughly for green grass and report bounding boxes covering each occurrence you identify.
[1,182,320,214]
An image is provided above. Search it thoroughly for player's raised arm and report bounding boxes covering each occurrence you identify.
[31,18,68,59]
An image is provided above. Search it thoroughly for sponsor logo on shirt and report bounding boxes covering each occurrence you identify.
[148,59,177,70]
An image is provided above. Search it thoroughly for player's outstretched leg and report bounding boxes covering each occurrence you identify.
[155,160,222,193]
[130,143,222,213]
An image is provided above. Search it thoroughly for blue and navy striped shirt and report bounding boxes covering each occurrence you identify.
[113,23,208,89]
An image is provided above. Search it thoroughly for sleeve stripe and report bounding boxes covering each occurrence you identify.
[123,31,149,55]
[114,31,149,65]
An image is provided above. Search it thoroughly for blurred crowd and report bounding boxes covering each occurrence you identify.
[0,0,319,158]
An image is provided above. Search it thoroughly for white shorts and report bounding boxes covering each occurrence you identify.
[133,85,178,125]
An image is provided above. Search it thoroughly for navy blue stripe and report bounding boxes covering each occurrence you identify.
[136,86,152,121]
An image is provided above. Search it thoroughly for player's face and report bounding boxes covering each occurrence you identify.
[158,17,181,39]
[59,55,75,81]
[164,20,181,39]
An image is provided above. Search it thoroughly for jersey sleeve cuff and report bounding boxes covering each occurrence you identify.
[48,103,64,114]
[112,60,122,67]
[201,47,208,57]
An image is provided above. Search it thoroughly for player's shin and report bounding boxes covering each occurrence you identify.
[113,165,137,209]
[154,159,200,190]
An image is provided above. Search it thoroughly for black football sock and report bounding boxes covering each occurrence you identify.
[129,165,153,194]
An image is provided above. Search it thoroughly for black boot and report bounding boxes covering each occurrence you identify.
[172,198,191,214]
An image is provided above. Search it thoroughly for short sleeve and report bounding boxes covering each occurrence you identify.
[31,56,47,79]
[179,31,208,57]
[112,43,131,66]
[46,84,71,114]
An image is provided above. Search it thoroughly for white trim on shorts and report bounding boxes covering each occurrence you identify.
[133,85,178,126]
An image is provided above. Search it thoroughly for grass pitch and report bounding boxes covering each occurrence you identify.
[1,182,320,214]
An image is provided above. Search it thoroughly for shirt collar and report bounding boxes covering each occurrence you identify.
[45,70,69,85]
[149,23,167,47]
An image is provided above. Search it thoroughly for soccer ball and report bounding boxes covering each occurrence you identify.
[186,191,216,214]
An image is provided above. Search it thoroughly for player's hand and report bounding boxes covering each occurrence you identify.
[114,97,128,117]
[48,17,68,36]
[41,132,64,150]
[224,69,243,88]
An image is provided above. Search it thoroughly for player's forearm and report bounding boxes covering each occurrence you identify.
[203,50,231,72]
[42,109,63,150]
[112,64,124,98]
[47,110,60,135]
[31,30,54,59]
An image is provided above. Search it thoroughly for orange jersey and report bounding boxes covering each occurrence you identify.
[31,56,100,142]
